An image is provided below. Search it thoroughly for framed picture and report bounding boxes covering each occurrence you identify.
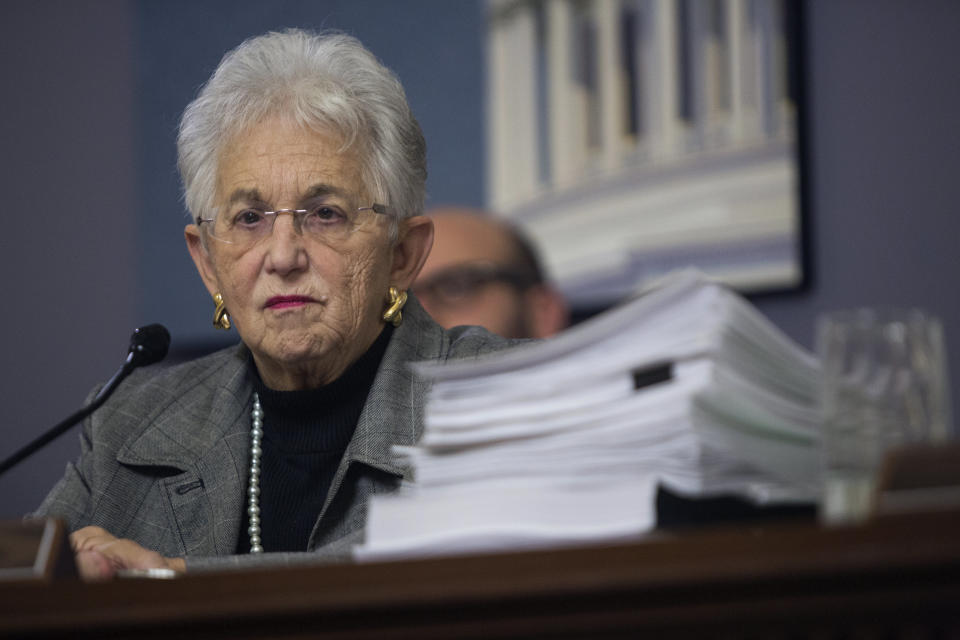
[486,0,807,309]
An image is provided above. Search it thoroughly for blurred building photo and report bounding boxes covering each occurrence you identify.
[487,0,802,307]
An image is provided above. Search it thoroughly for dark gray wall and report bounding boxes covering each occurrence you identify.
[1,0,958,519]
[0,1,138,518]
[757,0,960,407]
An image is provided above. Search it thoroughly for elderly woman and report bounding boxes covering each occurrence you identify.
[35,29,511,578]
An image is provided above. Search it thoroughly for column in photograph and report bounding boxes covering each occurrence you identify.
[546,0,580,190]
[702,0,732,148]
[752,0,778,140]
[641,0,682,162]
[595,0,627,175]
[726,0,751,148]
[487,0,540,211]
[619,1,644,159]
[676,0,709,152]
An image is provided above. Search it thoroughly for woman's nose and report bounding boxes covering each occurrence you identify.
[264,214,307,273]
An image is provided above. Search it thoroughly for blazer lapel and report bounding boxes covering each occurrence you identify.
[313,297,447,540]
[116,345,254,555]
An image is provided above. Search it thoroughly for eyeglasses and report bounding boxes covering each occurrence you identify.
[197,203,392,248]
[412,262,538,307]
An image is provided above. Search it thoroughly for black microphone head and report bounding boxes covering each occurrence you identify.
[128,324,171,367]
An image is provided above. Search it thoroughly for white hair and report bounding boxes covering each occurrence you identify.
[177,29,427,237]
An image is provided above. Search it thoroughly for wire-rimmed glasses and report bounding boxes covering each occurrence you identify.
[197,203,392,248]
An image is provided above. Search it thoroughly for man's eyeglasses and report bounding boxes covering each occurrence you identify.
[197,203,391,248]
[413,262,538,307]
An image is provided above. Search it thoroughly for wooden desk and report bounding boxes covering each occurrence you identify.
[3,509,960,639]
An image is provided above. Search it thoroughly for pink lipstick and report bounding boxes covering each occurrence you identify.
[265,295,314,310]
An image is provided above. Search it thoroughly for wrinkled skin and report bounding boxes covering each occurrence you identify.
[186,116,433,390]
[69,116,432,579]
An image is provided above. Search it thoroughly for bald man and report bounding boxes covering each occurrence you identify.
[414,207,569,339]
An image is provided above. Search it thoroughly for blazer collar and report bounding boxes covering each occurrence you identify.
[116,301,444,476]
[114,344,254,556]
[116,344,253,470]
[114,299,450,551]
[342,295,444,477]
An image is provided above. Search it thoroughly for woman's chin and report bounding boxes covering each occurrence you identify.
[265,334,329,365]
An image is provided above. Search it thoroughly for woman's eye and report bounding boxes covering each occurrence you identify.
[306,206,346,224]
[233,209,265,227]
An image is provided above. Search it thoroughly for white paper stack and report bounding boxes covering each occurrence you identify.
[355,271,821,561]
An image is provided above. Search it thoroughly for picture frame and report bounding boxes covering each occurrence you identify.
[486,0,808,310]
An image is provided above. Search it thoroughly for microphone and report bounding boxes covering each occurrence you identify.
[0,324,171,477]
[127,324,171,368]
[92,324,170,404]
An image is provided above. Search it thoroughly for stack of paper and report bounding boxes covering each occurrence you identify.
[355,271,820,560]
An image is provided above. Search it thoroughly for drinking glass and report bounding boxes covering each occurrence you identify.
[817,309,951,524]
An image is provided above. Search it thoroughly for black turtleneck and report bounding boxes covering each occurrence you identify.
[237,326,393,553]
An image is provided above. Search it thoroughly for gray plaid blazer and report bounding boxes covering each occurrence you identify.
[35,297,514,570]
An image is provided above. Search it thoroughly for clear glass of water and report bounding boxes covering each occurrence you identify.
[817,309,951,524]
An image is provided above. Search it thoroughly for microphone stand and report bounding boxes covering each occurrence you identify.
[0,325,170,477]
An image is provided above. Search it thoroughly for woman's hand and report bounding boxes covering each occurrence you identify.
[70,526,186,581]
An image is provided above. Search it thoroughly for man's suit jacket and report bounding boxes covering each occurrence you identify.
[35,297,513,569]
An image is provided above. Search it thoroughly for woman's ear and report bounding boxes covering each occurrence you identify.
[390,216,434,291]
[185,224,220,297]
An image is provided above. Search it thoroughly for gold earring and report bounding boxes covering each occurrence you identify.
[382,286,407,327]
[212,293,231,330]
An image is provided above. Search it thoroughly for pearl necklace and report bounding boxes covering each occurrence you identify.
[247,392,264,553]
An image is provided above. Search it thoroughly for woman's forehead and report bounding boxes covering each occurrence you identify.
[216,119,365,204]
[224,183,356,206]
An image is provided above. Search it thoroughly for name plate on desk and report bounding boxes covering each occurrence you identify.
[0,518,77,582]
